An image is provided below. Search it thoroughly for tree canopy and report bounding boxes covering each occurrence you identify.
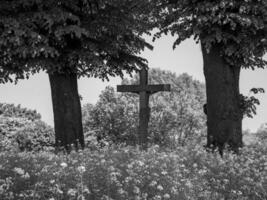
[154,0,267,69]
[0,0,154,83]
[82,68,206,147]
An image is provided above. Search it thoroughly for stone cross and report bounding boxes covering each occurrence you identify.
[117,68,171,148]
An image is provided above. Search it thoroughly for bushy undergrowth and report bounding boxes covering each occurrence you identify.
[0,143,266,200]
[0,116,54,152]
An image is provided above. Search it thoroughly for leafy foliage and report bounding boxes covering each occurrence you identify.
[255,123,267,143]
[0,0,154,83]
[0,143,266,200]
[154,0,267,69]
[0,104,54,152]
[239,88,265,118]
[82,68,206,147]
[0,103,41,121]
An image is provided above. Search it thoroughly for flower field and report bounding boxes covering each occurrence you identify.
[0,143,267,200]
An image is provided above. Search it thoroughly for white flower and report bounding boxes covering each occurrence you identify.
[133,186,140,194]
[157,185,164,191]
[22,172,30,179]
[137,160,144,166]
[161,171,168,175]
[60,162,67,168]
[77,166,86,173]
[67,188,77,196]
[163,193,170,199]
[149,180,157,187]
[13,167,25,175]
[153,195,162,200]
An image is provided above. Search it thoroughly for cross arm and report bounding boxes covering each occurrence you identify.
[117,84,171,94]
[117,85,140,94]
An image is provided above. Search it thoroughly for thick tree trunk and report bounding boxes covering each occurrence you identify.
[49,72,84,151]
[201,43,243,153]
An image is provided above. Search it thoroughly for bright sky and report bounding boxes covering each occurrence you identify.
[0,35,266,132]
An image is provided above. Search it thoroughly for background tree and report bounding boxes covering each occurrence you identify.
[153,0,267,152]
[0,0,154,150]
[82,68,206,147]
[255,123,267,144]
[0,103,54,152]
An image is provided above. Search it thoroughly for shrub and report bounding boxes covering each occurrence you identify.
[0,103,55,152]
[82,69,206,147]
[0,103,41,121]
[0,116,55,152]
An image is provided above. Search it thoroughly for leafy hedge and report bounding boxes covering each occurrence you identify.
[0,116,55,152]
[0,103,41,121]
[0,103,54,152]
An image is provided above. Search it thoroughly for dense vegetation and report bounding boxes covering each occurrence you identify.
[0,103,54,152]
[0,80,266,200]
[1,1,267,199]
[153,0,267,153]
[82,69,206,147]
[0,144,266,200]
[0,103,41,121]
[0,0,154,149]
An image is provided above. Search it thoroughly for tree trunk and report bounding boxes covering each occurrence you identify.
[201,43,243,154]
[49,72,84,151]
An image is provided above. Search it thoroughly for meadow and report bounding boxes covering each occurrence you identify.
[0,143,266,200]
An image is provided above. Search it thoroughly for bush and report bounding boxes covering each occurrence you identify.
[0,116,55,152]
[0,143,266,200]
[82,69,206,147]
[0,103,54,152]
[0,103,41,121]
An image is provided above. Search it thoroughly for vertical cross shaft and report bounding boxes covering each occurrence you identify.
[139,68,150,148]
[117,68,171,149]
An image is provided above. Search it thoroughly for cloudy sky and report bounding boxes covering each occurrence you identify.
[0,35,266,131]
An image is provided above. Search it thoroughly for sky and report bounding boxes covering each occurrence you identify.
[0,35,267,132]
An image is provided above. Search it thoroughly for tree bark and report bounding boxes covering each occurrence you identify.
[49,72,84,151]
[201,43,243,154]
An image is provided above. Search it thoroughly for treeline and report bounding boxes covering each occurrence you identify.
[82,68,206,147]
[1,69,207,151]
[1,69,266,152]
[0,103,41,120]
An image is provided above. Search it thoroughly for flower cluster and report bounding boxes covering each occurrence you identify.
[0,143,266,200]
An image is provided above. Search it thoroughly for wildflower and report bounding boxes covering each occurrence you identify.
[170,187,177,194]
[137,160,144,167]
[22,172,30,179]
[153,195,162,200]
[133,186,140,194]
[117,188,125,195]
[77,166,86,173]
[163,193,170,199]
[157,185,164,191]
[83,187,91,194]
[141,193,148,199]
[13,167,25,175]
[67,188,77,196]
[60,162,67,168]
[149,180,157,187]
[161,171,168,175]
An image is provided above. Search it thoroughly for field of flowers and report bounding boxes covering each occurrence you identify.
[0,143,266,200]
